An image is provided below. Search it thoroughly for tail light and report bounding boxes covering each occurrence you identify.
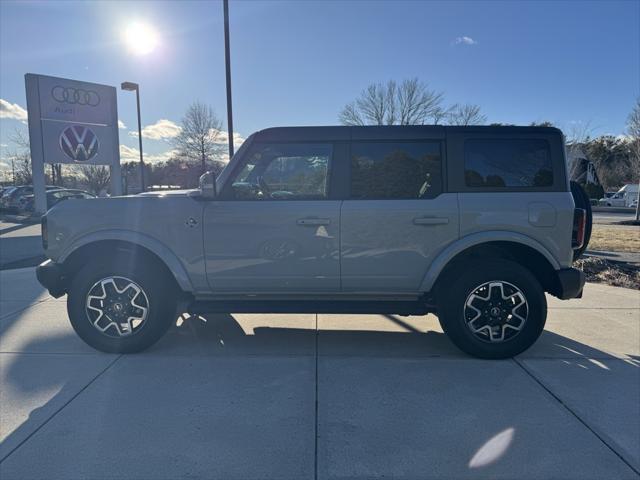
[572,208,586,250]
[41,216,48,250]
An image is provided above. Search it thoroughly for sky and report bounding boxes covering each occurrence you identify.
[1,0,639,173]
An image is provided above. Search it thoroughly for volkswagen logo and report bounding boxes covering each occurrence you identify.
[59,125,99,162]
[51,86,100,107]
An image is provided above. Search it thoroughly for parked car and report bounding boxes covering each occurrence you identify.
[36,125,590,359]
[0,185,60,213]
[20,189,96,212]
[598,184,640,207]
[0,186,17,209]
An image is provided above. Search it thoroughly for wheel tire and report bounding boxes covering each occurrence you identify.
[570,181,593,261]
[437,259,547,359]
[67,256,177,353]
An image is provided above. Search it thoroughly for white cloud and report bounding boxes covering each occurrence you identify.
[0,99,28,121]
[0,143,8,148]
[129,119,182,140]
[118,120,127,129]
[211,129,245,147]
[119,144,140,162]
[119,144,179,164]
[453,36,477,46]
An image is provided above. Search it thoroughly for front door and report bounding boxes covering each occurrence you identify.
[203,142,340,293]
[340,140,459,293]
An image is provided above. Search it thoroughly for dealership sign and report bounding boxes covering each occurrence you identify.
[24,73,122,213]
[25,74,120,166]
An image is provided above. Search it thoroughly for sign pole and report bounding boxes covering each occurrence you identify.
[24,74,47,215]
[223,0,234,159]
[111,88,123,196]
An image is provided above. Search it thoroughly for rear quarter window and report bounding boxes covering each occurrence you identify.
[464,138,553,188]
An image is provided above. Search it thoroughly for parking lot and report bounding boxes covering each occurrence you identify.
[0,266,638,479]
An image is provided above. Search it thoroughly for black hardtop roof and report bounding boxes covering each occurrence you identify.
[252,125,563,142]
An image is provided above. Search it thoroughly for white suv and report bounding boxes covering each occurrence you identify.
[37,125,590,358]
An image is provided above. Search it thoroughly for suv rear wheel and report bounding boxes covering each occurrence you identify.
[437,259,547,359]
[67,257,177,353]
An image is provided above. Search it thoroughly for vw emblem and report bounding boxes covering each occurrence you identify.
[59,125,100,162]
[51,86,100,107]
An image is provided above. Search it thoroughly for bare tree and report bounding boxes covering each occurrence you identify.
[627,97,640,220]
[339,78,445,126]
[9,151,32,185]
[174,102,224,175]
[432,105,454,125]
[9,128,64,186]
[565,121,594,182]
[530,121,555,127]
[8,129,32,185]
[80,165,111,195]
[447,103,487,126]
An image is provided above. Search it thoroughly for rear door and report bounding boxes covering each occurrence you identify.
[203,141,342,293]
[340,132,459,293]
[447,129,574,266]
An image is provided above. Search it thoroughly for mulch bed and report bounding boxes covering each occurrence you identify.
[575,256,640,290]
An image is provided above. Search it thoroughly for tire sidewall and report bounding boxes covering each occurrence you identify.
[67,258,176,353]
[439,259,547,359]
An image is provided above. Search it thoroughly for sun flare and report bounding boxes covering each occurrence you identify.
[124,22,159,55]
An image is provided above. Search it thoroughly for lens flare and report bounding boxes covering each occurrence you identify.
[124,22,159,55]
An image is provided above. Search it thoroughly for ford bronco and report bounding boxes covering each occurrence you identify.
[36,126,590,358]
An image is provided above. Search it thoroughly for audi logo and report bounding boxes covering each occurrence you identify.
[51,86,100,107]
[59,125,99,162]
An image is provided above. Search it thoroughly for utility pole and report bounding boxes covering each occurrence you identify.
[121,81,145,192]
[223,0,234,159]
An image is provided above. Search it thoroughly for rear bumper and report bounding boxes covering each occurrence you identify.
[36,260,68,298]
[555,267,585,300]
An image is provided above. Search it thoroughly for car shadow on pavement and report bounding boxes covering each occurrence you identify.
[1,312,638,473]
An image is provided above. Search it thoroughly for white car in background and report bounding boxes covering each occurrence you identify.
[599,184,639,207]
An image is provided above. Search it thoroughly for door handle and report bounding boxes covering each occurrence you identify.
[413,217,449,226]
[297,217,331,226]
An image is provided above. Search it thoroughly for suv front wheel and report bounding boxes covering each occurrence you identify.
[437,259,547,359]
[67,257,177,353]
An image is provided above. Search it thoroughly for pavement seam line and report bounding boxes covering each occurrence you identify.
[512,357,640,477]
[314,312,319,480]
[0,354,123,464]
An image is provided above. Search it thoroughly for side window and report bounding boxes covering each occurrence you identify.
[229,143,331,200]
[465,139,553,188]
[350,142,442,199]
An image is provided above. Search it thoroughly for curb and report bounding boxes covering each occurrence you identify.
[0,214,41,224]
[0,255,46,271]
[592,206,636,214]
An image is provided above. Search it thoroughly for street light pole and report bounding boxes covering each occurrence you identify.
[223,0,234,159]
[121,81,146,192]
[134,88,145,192]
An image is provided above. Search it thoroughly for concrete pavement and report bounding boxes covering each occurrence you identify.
[0,268,638,479]
[0,222,44,270]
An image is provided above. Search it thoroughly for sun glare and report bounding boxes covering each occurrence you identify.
[124,22,159,55]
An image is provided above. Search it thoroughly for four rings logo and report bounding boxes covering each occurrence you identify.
[59,125,99,162]
[51,85,100,107]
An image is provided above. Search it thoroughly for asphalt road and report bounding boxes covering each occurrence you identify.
[0,268,638,479]
[593,211,637,225]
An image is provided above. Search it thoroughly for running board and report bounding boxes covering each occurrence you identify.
[188,299,436,316]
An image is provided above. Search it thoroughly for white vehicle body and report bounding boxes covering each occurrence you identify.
[599,184,639,207]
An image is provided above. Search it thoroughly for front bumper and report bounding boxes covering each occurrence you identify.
[555,267,586,299]
[36,260,68,298]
